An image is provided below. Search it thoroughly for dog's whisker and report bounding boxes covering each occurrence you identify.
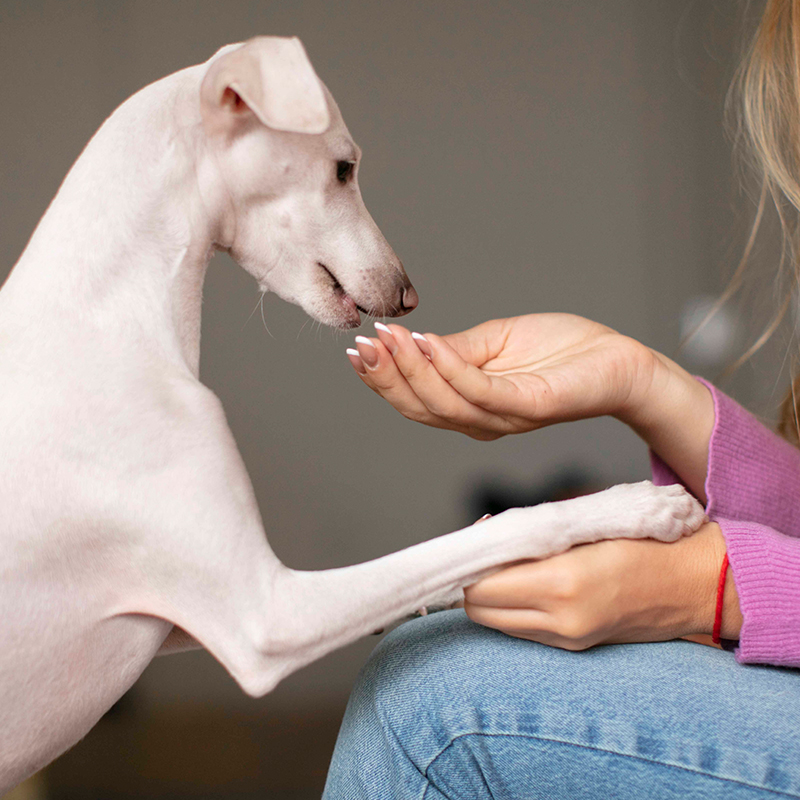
[259,293,274,339]
[243,293,265,331]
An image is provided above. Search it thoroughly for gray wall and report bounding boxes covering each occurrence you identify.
[0,0,775,718]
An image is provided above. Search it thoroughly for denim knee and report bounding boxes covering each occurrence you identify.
[336,611,531,774]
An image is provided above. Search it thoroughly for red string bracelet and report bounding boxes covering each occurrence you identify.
[712,553,729,644]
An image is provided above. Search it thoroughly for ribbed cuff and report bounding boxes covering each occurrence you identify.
[717,517,800,668]
[699,378,800,535]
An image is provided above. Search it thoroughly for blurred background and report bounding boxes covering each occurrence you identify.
[0,1,791,798]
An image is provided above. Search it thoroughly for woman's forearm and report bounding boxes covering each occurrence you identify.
[617,350,714,503]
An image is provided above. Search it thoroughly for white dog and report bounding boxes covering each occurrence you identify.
[0,37,705,791]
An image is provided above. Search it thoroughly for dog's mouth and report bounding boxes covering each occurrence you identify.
[317,262,369,328]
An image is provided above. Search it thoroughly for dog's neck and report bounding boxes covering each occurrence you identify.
[3,67,224,378]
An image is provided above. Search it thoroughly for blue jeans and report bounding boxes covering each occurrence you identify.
[323,611,800,799]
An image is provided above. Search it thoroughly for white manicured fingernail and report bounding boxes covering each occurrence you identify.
[355,336,379,368]
[374,321,397,354]
[345,348,366,375]
[411,332,432,359]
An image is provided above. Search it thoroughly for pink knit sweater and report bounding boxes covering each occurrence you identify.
[651,380,800,667]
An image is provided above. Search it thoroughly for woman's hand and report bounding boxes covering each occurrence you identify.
[461,521,743,649]
[348,314,654,439]
[347,314,715,500]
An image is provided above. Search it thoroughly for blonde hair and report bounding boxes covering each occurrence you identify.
[734,0,800,442]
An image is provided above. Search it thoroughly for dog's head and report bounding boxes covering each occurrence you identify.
[198,37,417,329]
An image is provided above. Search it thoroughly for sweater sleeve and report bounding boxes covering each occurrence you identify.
[712,517,800,666]
[651,379,800,667]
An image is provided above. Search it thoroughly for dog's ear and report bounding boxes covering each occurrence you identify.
[201,37,330,135]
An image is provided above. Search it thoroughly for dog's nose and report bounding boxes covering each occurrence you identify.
[399,284,419,314]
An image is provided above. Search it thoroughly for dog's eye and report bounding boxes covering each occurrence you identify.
[336,160,355,184]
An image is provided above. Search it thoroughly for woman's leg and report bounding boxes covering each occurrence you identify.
[323,610,800,800]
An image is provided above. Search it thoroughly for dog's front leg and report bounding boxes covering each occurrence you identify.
[216,481,703,696]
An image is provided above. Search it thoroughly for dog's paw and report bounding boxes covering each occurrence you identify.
[592,481,707,543]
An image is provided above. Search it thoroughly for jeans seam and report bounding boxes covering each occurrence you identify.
[422,731,800,799]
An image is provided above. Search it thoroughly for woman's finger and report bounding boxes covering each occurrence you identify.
[345,339,503,439]
[463,602,552,634]
[348,336,450,426]
[464,602,598,650]
[372,324,516,433]
[438,317,514,365]
[463,558,567,609]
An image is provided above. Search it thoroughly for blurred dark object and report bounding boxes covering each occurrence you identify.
[467,468,604,523]
[45,707,342,800]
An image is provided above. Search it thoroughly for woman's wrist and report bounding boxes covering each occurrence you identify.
[677,522,743,641]
[616,348,714,503]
